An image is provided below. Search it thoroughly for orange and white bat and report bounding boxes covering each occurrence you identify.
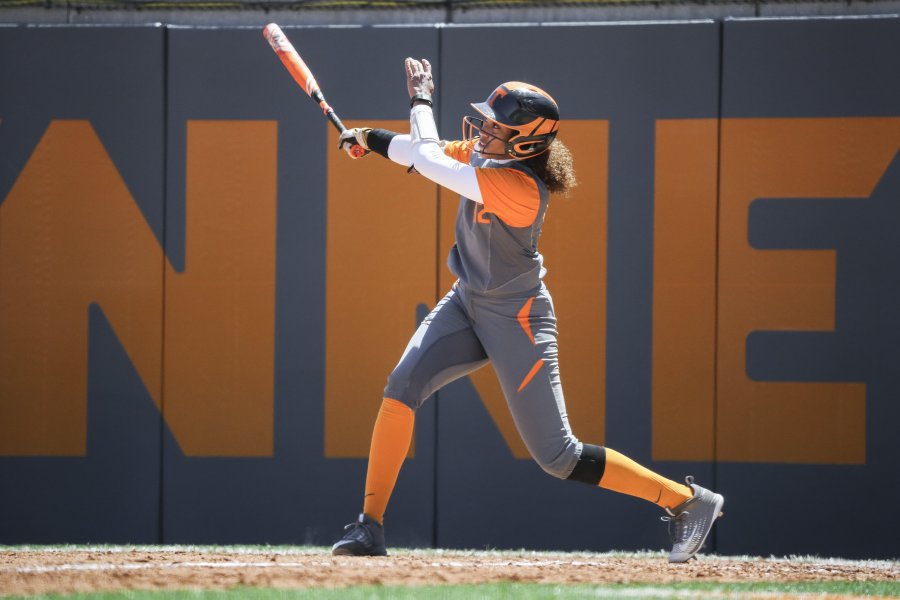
[263,23,366,158]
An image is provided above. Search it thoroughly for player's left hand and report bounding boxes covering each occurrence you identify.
[338,127,372,159]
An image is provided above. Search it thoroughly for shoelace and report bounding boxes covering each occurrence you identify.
[661,510,691,544]
[342,522,368,540]
[661,475,698,545]
[344,518,381,534]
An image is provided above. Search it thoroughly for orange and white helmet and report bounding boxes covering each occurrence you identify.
[463,81,560,160]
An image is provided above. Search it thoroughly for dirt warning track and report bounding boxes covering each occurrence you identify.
[1,548,897,596]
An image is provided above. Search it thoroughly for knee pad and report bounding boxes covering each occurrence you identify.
[566,444,606,485]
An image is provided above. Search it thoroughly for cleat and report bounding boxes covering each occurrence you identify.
[332,513,387,556]
[662,476,725,564]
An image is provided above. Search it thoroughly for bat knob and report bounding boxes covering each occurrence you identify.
[350,145,367,159]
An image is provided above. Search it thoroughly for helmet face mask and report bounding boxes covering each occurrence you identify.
[463,81,560,160]
[462,115,514,159]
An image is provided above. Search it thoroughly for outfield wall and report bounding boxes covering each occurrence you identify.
[1,17,898,558]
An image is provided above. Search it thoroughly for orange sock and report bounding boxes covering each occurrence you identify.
[598,448,693,510]
[362,398,415,524]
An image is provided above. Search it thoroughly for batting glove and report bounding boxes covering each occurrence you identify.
[339,127,372,159]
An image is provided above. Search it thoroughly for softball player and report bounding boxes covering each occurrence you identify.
[332,58,724,562]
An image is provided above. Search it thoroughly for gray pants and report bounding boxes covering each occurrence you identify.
[384,282,583,479]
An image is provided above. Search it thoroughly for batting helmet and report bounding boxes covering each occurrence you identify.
[463,81,560,160]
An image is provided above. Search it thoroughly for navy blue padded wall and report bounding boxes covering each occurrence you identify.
[717,16,900,559]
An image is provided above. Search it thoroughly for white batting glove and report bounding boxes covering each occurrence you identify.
[338,127,372,159]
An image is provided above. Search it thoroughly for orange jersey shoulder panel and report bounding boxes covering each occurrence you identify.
[443,139,477,164]
[475,167,541,228]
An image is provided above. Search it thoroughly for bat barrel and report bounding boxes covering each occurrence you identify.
[263,23,293,53]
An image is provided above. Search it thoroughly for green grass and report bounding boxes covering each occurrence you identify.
[7,581,900,600]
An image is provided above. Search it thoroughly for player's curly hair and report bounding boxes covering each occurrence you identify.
[524,139,577,196]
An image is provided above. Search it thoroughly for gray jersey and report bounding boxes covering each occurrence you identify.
[446,148,550,296]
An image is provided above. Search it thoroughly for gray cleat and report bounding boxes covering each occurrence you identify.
[332,513,387,556]
[662,476,724,563]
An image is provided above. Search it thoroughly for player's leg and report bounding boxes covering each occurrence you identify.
[363,288,488,524]
[473,285,723,561]
[468,287,580,477]
[333,287,488,556]
[472,285,692,499]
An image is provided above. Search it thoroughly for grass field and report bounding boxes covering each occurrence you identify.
[7,581,900,599]
[2,546,897,599]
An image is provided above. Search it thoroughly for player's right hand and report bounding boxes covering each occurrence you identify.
[405,57,434,99]
[339,127,372,159]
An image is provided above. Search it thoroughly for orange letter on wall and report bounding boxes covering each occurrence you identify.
[0,119,278,457]
[716,118,900,464]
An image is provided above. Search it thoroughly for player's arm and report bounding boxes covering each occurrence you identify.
[408,102,483,200]
[341,128,465,168]
[349,111,538,227]
[402,55,483,200]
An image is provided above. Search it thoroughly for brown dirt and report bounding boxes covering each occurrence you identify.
[0,548,897,596]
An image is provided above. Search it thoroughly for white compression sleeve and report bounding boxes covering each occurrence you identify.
[386,135,413,167]
[410,104,439,144]
[409,105,483,203]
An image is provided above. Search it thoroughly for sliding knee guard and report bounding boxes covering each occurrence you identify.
[566,444,606,485]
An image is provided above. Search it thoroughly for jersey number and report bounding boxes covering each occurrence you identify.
[475,206,490,224]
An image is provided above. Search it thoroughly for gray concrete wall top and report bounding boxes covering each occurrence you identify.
[1,1,898,25]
